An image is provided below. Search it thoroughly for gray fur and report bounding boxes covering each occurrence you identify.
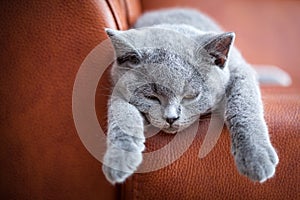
[102,8,278,184]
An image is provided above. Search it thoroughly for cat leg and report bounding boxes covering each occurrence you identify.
[225,66,279,183]
[102,97,145,184]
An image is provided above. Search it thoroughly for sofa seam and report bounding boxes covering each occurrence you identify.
[105,0,121,30]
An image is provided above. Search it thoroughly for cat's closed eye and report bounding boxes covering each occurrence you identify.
[117,52,141,65]
[145,94,161,103]
[182,93,199,101]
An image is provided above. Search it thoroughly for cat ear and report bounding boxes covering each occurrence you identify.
[105,28,141,65]
[203,32,235,69]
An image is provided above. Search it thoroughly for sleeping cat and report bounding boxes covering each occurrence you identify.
[102,8,279,184]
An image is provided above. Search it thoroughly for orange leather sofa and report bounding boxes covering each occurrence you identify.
[1,0,299,199]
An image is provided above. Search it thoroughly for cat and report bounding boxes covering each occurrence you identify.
[102,8,279,184]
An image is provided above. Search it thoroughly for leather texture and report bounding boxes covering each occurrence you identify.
[0,0,119,199]
[1,0,299,199]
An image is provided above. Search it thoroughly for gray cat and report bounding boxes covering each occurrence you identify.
[102,8,279,184]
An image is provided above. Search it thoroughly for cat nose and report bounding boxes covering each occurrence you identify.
[164,104,180,125]
[166,117,179,125]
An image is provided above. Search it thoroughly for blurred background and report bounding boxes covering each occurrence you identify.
[142,0,300,88]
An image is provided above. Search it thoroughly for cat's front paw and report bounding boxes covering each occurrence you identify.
[102,146,143,184]
[233,142,279,183]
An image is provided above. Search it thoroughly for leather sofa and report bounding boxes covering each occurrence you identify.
[1,0,299,199]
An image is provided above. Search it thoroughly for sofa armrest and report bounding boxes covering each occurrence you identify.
[0,0,121,199]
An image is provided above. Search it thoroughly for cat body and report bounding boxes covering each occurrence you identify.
[103,9,278,184]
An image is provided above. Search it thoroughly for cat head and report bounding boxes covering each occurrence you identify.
[106,26,234,133]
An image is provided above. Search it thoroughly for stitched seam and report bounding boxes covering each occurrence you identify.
[123,0,131,27]
[105,0,121,30]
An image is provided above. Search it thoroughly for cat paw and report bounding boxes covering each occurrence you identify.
[102,164,133,185]
[234,142,279,183]
[102,146,143,184]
